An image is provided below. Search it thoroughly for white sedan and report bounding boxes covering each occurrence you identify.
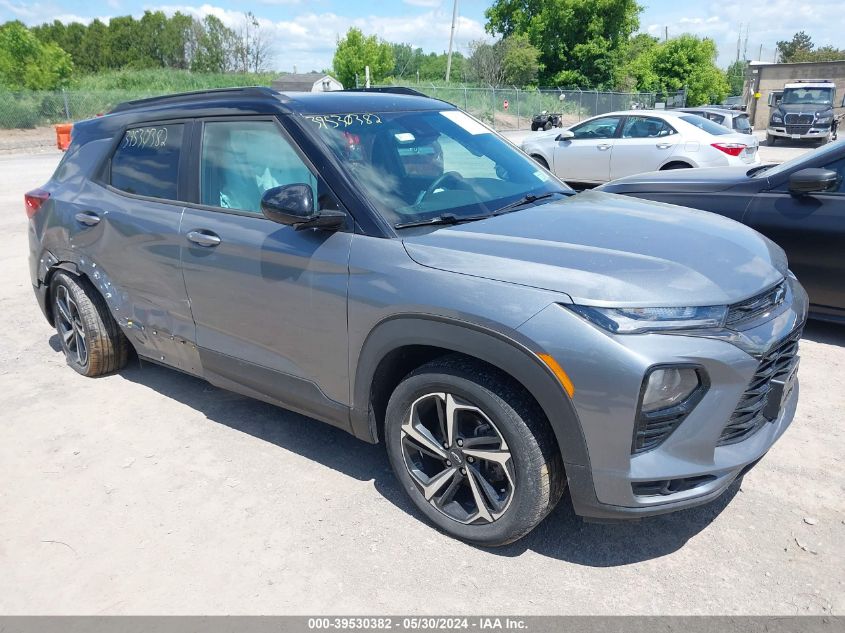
[520,110,760,184]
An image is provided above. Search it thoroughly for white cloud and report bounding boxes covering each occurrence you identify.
[642,0,844,66]
[403,0,442,7]
[153,3,488,73]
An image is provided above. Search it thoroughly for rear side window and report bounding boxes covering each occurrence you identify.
[679,115,730,136]
[734,115,752,132]
[110,124,183,200]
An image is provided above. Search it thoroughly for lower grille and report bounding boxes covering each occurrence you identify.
[718,326,803,446]
[785,124,812,135]
[633,475,716,497]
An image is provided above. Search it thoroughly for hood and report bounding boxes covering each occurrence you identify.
[778,103,832,114]
[402,191,785,306]
[596,165,758,194]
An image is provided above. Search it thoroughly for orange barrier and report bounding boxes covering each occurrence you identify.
[55,123,73,151]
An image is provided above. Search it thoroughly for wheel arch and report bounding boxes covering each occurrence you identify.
[351,315,590,469]
[40,259,83,327]
[659,159,695,170]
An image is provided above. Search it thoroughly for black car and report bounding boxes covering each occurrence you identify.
[598,140,845,322]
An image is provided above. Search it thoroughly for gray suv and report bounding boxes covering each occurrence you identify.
[27,87,807,546]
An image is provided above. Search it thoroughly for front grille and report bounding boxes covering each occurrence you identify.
[726,281,787,328]
[784,113,814,125]
[785,124,812,135]
[718,326,803,446]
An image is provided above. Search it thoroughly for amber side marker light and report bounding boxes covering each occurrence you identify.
[538,353,575,398]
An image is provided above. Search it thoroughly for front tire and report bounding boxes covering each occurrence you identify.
[384,356,564,546]
[766,133,777,146]
[51,271,129,377]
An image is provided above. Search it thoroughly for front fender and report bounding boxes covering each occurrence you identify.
[350,314,590,469]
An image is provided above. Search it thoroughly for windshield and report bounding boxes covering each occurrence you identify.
[679,115,731,136]
[754,139,845,178]
[781,87,833,105]
[305,109,571,226]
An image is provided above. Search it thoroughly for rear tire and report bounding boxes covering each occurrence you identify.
[384,355,564,546]
[51,271,129,377]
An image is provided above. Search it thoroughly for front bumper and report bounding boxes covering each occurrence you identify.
[768,125,831,140]
[518,276,808,520]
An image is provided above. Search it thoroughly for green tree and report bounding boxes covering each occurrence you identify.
[639,35,729,106]
[725,60,747,96]
[0,21,72,89]
[501,34,541,85]
[776,31,814,63]
[485,0,641,88]
[332,27,394,88]
[191,15,238,73]
[78,19,108,73]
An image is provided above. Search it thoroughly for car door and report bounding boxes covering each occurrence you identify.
[744,155,845,313]
[69,120,200,374]
[610,115,679,180]
[179,117,353,426]
[552,115,622,183]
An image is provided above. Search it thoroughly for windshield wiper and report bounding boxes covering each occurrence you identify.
[393,191,570,229]
[394,213,490,229]
[489,190,570,216]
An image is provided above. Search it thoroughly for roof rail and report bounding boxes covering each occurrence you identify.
[343,87,428,97]
[110,86,280,114]
[791,79,833,84]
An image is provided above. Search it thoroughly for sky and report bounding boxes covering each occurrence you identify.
[1,0,842,74]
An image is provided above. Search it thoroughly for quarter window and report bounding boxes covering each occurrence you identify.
[200,120,322,214]
[111,124,183,200]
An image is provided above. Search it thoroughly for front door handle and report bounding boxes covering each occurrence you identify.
[597,143,611,151]
[74,211,100,226]
[656,143,673,150]
[186,230,222,247]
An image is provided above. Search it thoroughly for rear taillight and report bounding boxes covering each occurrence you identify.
[24,188,50,219]
[711,142,747,157]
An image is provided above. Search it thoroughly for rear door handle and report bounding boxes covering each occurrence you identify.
[186,230,221,247]
[597,144,611,151]
[656,143,673,150]
[74,211,100,226]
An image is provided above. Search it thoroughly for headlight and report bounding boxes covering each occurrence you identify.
[816,115,832,124]
[567,304,728,334]
[771,114,783,124]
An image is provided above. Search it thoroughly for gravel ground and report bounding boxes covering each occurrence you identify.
[0,151,843,615]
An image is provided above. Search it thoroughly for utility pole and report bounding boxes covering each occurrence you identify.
[759,43,763,61]
[445,0,458,82]
[664,26,668,42]
[736,24,742,64]
[743,27,749,61]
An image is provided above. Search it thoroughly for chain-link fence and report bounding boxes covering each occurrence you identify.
[0,89,164,129]
[0,86,687,131]
[375,85,687,131]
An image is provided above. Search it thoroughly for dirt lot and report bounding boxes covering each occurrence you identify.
[0,150,843,615]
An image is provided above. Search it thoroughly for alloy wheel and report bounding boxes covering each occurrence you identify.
[55,285,88,367]
[400,392,514,525]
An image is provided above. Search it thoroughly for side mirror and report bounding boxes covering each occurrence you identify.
[260,183,345,231]
[555,130,574,142]
[788,168,840,195]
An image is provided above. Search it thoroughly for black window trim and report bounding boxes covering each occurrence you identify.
[96,117,194,206]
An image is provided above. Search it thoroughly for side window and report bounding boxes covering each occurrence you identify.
[200,120,325,214]
[570,116,621,140]
[822,157,845,193]
[621,116,675,139]
[707,113,726,125]
[111,124,183,200]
